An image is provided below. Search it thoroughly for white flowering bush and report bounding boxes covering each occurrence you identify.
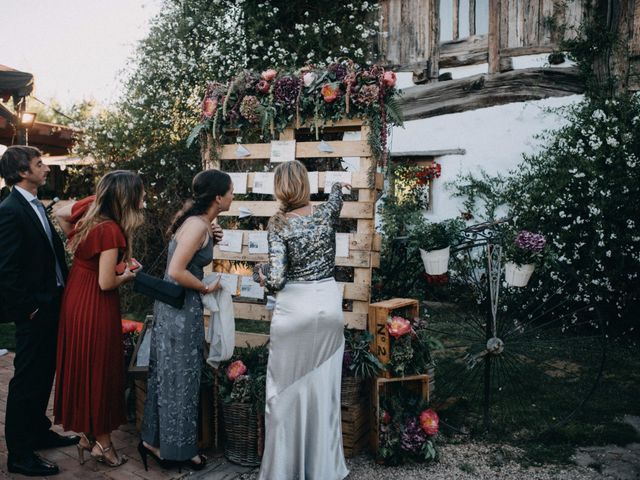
[506,96,640,330]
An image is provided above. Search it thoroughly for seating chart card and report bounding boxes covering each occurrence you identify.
[324,171,352,194]
[240,276,265,299]
[248,232,269,254]
[218,230,243,253]
[228,172,248,194]
[335,233,350,258]
[270,140,296,163]
[253,172,275,195]
[308,171,319,194]
[203,272,239,295]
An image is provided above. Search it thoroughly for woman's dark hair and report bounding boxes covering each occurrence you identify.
[168,169,232,235]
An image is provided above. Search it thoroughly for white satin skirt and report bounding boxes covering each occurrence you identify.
[257,278,349,480]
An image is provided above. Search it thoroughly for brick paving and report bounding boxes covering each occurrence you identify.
[0,352,255,480]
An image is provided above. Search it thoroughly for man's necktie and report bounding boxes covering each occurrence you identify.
[32,199,65,287]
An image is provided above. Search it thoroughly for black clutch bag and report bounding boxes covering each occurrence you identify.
[133,271,185,309]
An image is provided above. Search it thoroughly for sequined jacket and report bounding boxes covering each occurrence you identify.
[265,183,344,291]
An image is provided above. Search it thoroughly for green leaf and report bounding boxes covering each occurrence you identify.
[186,123,205,148]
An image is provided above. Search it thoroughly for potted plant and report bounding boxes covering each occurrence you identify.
[503,230,547,287]
[218,344,268,466]
[415,219,465,275]
[342,329,384,405]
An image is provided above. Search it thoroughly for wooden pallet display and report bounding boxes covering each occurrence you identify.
[342,399,370,458]
[370,374,431,454]
[203,119,382,347]
[368,298,420,378]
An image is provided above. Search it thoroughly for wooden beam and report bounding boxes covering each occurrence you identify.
[439,35,488,68]
[219,200,374,219]
[390,149,467,157]
[398,67,584,121]
[488,0,501,73]
[453,0,460,40]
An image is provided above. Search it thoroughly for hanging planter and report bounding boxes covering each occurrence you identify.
[420,246,450,275]
[504,262,535,287]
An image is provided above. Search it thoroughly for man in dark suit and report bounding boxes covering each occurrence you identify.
[0,146,79,476]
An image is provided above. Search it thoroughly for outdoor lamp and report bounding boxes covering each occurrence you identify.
[19,112,37,128]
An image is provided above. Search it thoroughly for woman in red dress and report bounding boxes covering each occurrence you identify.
[54,171,145,468]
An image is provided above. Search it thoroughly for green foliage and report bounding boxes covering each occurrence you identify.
[447,169,509,222]
[343,328,384,379]
[411,218,465,252]
[387,316,438,377]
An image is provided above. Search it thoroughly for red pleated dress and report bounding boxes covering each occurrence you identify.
[54,211,127,435]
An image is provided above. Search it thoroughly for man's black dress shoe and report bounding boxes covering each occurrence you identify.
[35,431,81,449]
[7,452,60,476]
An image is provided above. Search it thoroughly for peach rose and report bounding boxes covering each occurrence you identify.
[226,360,247,381]
[419,409,439,436]
[383,71,397,88]
[386,315,411,338]
[321,83,340,103]
[202,97,218,118]
[261,69,277,81]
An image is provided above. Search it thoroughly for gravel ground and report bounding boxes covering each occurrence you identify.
[238,442,605,480]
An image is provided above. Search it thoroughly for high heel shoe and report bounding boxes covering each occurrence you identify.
[137,441,175,471]
[91,441,127,468]
[178,454,207,473]
[76,433,94,465]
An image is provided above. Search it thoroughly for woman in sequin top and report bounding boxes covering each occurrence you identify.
[256,160,350,480]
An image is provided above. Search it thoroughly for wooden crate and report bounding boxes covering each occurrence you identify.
[134,379,215,450]
[341,400,369,458]
[368,298,419,377]
[370,374,430,454]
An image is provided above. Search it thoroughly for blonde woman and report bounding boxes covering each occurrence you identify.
[54,170,145,468]
[256,160,350,480]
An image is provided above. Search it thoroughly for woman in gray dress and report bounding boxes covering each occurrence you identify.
[139,169,233,471]
[256,160,350,480]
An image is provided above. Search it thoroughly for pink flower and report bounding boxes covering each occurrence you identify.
[386,316,411,338]
[256,79,270,94]
[121,319,143,334]
[383,71,397,88]
[202,97,218,118]
[381,410,391,424]
[226,360,247,381]
[261,69,277,81]
[419,409,439,436]
[321,83,340,103]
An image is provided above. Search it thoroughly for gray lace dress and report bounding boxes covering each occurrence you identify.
[141,234,213,461]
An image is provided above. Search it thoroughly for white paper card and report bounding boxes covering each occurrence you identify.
[228,172,248,194]
[240,276,265,299]
[238,207,253,218]
[307,171,319,194]
[253,172,275,195]
[335,233,350,258]
[218,230,243,253]
[270,140,296,163]
[324,171,352,194]
[248,232,269,254]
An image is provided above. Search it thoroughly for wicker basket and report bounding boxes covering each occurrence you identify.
[341,376,364,406]
[222,402,264,466]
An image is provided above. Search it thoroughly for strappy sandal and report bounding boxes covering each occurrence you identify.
[76,433,95,465]
[91,441,128,468]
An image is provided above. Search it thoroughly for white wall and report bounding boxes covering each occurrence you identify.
[390,54,583,221]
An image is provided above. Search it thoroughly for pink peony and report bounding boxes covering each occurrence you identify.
[419,409,439,436]
[321,83,340,103]
[261,69,277,81]
[121,319,143,335]
[256,79,270,94]
[226,360,247,381]
[386,316,412,338]
[383,71,397,88]
[202,97,218,118]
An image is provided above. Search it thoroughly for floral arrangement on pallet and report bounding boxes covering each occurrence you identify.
[378,389,440,465]
[188,60,403,169]
[386,314,440,377]
[218,344,269,411]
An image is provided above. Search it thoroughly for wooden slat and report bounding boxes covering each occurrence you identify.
[488,0,501,73]
[219,200,374,219]
[234,171,382,192]
[469,0,476,36]
[232,302,367,329]
[215,247,373,268]
[213,230,377,251]
[453,0,460,40]
[219,140,370,160]
[235,331,269,347]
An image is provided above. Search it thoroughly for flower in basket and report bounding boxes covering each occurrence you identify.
[227,360,248,381]
[321,83,340,103]
[343,328,384,379]
[387,315,412,339]
[261,69,277,81]
[504,229,547,266]
[419,408,439,436]
[255,79,270,94]
[400,417,428,452]
[383,71,397,88]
